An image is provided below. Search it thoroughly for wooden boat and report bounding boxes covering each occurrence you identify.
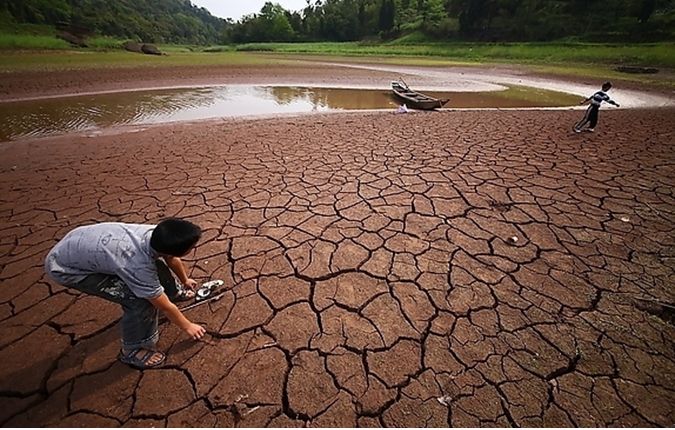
[391,80,449,110]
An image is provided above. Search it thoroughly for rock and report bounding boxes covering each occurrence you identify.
[56,31,87,47]
[123,41,144,53]
[141,44,162,55]
[123,42,163,56]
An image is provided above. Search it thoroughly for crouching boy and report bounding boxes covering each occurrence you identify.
[45,218,206,369]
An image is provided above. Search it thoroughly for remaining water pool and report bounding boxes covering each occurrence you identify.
[0,85,580,141]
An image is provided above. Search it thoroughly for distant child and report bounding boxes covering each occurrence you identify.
[574,81,620,133]
[45,218,207,369]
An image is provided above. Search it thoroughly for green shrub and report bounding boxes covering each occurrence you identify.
[87,36,124,50]
[236,44,275,52]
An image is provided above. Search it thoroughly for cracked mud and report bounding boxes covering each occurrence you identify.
[1,107,674,427]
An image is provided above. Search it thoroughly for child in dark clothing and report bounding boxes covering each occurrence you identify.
[45,218,207,369]
[574,81,620,133]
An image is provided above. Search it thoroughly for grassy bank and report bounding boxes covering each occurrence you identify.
[0,33,70,50]
[0,50,289,72]
[1,31,672,67]
[1,37,673,89]
[231,42,675,68]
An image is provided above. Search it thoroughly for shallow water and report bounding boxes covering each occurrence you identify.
[0,85,580,141]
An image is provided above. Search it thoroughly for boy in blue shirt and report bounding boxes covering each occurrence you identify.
[574,81,620,133]
[45,218,206,369]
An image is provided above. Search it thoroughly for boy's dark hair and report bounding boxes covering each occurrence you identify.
[150,218,202,256]
[602,81,612,90]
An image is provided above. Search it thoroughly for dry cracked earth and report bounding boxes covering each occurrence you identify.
[0,108,674,427]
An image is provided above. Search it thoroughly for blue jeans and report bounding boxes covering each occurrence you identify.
[68,259,180,350]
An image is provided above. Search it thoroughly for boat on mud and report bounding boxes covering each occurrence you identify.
[391,80,449,110]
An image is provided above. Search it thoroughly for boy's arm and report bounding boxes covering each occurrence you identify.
[608,99,620,107]
[149,293,206,339]
[164,256,197,289]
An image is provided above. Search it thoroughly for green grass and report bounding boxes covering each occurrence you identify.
[0,33,70,50]
[0,34,206,53]
[232,41,675,68]
[86,36,125,50]
[0,50,294,72]
[1,33,672,68]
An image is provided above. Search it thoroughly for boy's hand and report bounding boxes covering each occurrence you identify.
[150,294,207,340]
[185,323,206,340]
[184,278,198,290]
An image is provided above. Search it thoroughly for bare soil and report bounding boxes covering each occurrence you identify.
[0,63,396,101]
[0,62,674,427]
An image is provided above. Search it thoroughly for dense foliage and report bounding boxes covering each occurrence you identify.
[228,0,675,43]
[0,0,225,44]
[1,0,673,44]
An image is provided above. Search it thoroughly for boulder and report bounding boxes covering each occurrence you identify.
[123,41,144,53]
[141,44,162,55]
[56,31,87,47]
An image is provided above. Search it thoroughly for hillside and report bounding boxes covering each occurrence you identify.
[1,0,673,47]
[225,0,675,43]
[1,0,226,45]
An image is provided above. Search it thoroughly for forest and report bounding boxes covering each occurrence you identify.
[0,0,225,44]
[228,0,674,43]
[1,0,673,45]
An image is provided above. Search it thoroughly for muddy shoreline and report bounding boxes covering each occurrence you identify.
[2,60,673,109]
[0,63,396,102]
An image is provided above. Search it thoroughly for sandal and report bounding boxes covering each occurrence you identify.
[118,348,166,369]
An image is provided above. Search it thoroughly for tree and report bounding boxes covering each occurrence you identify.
[320,0,361,41]
[394,0,421,32]
[259,2,295,41]
[8,0,671,44]
[420,0,448,35]
[2,0,227,44]
[379,0,396,32]
[638,0,657,22]
[454,0,495,38]
[301,0,322,39]
[2,0,71,24]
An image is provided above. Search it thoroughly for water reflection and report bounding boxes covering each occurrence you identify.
[0,85,579,141]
